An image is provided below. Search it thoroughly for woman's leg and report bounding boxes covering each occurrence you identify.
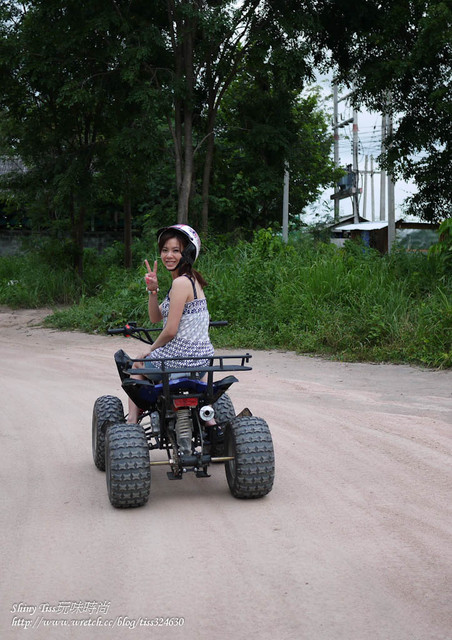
[127,355,161,423]
[127,357,147,424]
[127,396,143,424]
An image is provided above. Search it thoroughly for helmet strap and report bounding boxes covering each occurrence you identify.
[168,259,182,272]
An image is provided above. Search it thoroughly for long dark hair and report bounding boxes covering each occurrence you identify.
[158,229,208,288]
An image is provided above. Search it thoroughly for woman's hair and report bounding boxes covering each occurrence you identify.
[158,229,208,288]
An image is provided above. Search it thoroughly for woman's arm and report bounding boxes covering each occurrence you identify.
[144,259,163,323]
[148,291,163,323]
[148,277,190,352]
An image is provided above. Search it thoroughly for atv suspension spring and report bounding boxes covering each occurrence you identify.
[142,423,154,447]
[175,409,193,455]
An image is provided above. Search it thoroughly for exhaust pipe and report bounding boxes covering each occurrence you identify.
[199,405,215,422]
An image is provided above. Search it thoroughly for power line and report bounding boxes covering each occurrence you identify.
[331,84,396,249]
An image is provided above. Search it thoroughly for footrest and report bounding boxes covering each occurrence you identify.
[196,469,211,478]
[167,471,183,480]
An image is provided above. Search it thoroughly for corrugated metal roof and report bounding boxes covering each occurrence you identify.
[336,222,389,231]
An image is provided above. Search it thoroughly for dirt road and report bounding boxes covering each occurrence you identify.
[0,307,451,640]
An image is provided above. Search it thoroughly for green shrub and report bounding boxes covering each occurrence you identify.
[1,230,450,368]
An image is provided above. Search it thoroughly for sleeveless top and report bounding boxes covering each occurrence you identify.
[148,275,214,370]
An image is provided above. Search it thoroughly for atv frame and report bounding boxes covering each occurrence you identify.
[92,323,275,508]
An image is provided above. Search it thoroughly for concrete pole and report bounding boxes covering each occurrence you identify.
[363,155,368,220]
[371,156,375,221]
[380,115,387,221]
[387,114,396,253]
[282,162,289,243]
[333,85,340,222]
[352,110,360,222]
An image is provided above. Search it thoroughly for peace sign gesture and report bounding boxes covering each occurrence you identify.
[144,259,159,293]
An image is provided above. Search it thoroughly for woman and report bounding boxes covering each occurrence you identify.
[127,224,214,423]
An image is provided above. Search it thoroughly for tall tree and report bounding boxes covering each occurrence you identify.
[0,0,355,245]
[116,0,325,231]
[209,68,336,232]
[0,1,123,274]
[0,0,163,271]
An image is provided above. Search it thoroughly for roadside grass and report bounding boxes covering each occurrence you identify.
[1,231,450,368]
[0,253,80,306]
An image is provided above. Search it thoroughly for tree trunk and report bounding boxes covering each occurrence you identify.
[168,0,185,219]
[161,0,259,228]
[123,194,133,269]
[172,105,183,196]
[73,202,85,280]
[177,107,193,224]
[176,13,195,224]
[201,111,216,235]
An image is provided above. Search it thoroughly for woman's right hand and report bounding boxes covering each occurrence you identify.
[144,259,159,292]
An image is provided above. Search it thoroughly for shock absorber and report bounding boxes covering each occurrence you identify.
[175,409,193,455]
[142,411,160,446]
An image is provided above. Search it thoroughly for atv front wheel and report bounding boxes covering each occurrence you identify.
[92,395,125,471]
[225,416,275,499]
[105,423,151,508]
[213,393,235,423]
[210,393,236,456]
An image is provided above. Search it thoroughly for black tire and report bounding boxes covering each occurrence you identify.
[213,393,235,423]
[92,395,125,471]
[225,416,275,499]
[210,393,235,457]
[105,423,151,508]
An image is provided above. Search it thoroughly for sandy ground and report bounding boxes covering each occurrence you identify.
[0,307,451,640]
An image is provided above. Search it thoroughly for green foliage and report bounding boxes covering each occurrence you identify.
[0,251,79,307]
[1,231,448,368]
[0,235,114,307]
[1,0,450,242]
[206,234,451,367]
[428,218,452,277]
[0,0,339,257]
[210,72,336,232]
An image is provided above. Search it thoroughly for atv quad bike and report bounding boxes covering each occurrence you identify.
[92,322,275,508]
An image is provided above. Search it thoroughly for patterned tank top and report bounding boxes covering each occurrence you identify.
[149,276,214,370]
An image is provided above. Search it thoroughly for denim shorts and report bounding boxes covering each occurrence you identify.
[143,358,204,381]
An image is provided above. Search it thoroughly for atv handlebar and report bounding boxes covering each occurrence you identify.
[107,320,228,345]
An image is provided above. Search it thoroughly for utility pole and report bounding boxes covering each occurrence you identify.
[387,112,396,252]
[360,156,381,221]
[282,162,289,243]
[333,85,340,222]
[331,84,354,221]
[380,115,387,221]
[371,156,375,221]
[363,155,368,220]
[352,109,360,222]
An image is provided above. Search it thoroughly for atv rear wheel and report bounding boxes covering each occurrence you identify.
[92,395,125,471]
[225,416,275,499]
[105,423,151,508]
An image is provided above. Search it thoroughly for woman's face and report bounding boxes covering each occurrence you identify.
[160,236,184,271]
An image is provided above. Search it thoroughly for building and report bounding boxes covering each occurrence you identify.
[329,217,439,253]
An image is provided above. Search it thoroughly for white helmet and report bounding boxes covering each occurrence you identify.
[157,224,201,261]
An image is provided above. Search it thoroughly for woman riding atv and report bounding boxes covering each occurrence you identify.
[127,224,214,423]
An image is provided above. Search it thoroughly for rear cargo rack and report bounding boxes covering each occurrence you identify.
[124,354,252,399]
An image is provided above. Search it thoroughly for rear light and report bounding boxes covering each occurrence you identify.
[173,398,198,409]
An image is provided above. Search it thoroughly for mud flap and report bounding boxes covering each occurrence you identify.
[235,407,253,418]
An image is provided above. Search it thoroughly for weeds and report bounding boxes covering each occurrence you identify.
[1,230,450,368]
